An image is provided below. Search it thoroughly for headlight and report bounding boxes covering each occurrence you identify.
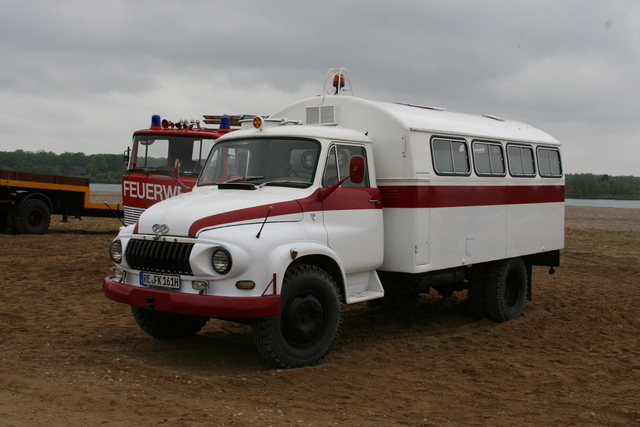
[110,239,123,263]
[211,248,232,274]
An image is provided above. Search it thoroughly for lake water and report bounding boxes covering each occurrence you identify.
[90,183,121,192]
[565,199,640,209]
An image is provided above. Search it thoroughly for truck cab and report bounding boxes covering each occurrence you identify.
[123,115,246,225]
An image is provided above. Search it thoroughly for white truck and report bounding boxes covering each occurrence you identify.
[104,69,564,368]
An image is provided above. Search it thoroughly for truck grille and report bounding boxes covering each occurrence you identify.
[125,239,194,275]
[124,206,145,226]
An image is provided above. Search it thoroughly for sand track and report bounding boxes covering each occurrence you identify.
[1,205,639,426]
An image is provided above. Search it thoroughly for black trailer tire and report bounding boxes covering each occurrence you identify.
[252,264,343,369]
[0,211,8,233]
[130,306,209,339]
[13,198,51,235]
[485,258,528,322]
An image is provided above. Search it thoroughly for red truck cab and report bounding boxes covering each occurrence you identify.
[122,115,244,225]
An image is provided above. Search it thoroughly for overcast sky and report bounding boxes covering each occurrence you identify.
[1,0,638,175]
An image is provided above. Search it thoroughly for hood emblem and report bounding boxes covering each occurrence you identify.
[152,224,169,240]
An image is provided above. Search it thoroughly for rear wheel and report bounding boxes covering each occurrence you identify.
[131,306,209,339]
[467,279,487,320]
[252,264,343,369]
[485,258,528,322]
[13,198,51,234]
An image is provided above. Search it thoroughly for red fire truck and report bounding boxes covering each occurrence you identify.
[122,115,246,225]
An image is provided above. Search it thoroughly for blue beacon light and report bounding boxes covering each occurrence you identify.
[219,115,231,129]
[150,114,162,128]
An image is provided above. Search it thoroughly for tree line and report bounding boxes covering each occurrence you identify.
[1,150,639,199]
[0,150,126,184]
[565,174,640,200]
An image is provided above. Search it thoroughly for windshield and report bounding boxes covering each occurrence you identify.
[129,135,217,176]
[197,138,320,188]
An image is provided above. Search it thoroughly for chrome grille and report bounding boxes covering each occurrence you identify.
[125,239,194,275]
[124,206,145,226]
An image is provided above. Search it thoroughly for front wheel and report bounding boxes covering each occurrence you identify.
[485,258,528,322]
[130,306,209,339]
[252,264,343,369]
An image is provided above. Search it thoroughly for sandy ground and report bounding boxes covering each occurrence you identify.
[1,196,639,426]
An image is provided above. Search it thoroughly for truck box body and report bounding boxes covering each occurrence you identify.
[271,96,563,274]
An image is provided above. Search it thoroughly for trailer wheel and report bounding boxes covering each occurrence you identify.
[0,211,8,233]
[252,264,343,369]
[485,258,528,322]
[13,198,51,234]
[130,306,209,339]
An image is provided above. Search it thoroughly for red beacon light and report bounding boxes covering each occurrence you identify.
[333,73,345,93]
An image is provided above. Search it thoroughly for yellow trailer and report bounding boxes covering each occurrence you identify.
[1,170,123,234]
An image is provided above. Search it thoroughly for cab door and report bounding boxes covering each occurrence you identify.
[321,143,384,273]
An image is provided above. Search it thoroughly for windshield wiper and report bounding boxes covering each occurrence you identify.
[259,179,312,188]
[223,176,265,184]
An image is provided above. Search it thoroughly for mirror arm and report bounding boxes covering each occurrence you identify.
[171,159,191,193]
[317,166,360,201]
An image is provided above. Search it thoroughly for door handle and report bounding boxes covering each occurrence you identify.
[369,199,381,205]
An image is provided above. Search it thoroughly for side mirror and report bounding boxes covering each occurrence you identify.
[349,155,365,184]
[317,155,366,201]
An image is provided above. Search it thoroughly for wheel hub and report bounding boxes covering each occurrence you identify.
[284,293,325,347]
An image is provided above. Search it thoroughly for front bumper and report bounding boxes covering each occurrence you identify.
[103,277,281,318]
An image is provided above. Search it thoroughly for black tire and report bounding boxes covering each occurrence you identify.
[130,306,209,339]
[0,211,8,233]
[13,198,51,234]
[252,264,343,369]
[467,279,487,320]
[485,258,528,322]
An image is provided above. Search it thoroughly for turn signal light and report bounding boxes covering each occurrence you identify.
[236,281,255,290]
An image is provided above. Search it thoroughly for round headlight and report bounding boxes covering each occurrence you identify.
[110,239,123,263]
[211,248,232,274]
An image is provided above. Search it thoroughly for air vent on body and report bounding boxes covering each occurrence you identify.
[306,106,335,124]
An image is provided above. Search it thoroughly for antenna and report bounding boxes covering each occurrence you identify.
[256,206,273,238]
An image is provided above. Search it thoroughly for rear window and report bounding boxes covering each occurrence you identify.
[472,141,505,176]
[431,138,470,175]
[537,147,562,177]
[507,144,536,177]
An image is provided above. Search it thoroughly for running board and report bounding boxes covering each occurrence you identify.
[345,271,385,304]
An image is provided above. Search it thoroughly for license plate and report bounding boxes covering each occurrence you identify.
[140,272,181,289]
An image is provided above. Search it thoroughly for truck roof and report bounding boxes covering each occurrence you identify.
[218,121,372,144]
[271,96,560,146]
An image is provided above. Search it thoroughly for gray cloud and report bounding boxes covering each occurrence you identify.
[1,0,638,175]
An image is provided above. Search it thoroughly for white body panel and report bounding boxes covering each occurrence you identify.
[110,93,563,310]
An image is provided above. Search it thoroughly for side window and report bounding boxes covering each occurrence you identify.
[507,144,536,177]
[537,147,562,177]
[431,137,470,175]
[472,141,505,176]
[322,144,369,187]
[189,139,216,174]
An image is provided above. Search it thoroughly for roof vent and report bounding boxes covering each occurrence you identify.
[306,106,335,125]
[482,114,505,122]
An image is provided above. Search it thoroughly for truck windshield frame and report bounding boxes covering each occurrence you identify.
[197,137,321,188]
[129,135,217,177]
